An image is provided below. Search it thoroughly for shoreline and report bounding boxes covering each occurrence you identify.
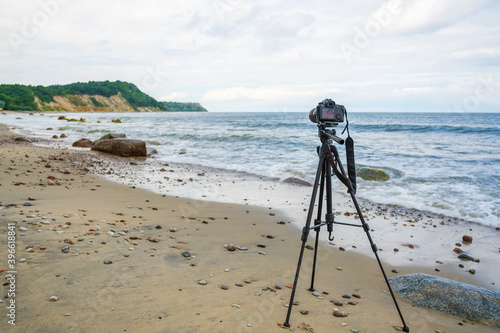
[1,123,499,332]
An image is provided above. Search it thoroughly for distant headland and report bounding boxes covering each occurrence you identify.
[0,80,207,112]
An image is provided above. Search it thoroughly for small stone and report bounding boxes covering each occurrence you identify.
[244,278,252,284]
[352,294,361,298]
[453,247,464,254]
[247,324,252,327]
[49,296,59,301]
[232,304,240,308]
[221,285,229,290]
[23,202,32,206]
[305,245,314,250]
[339,247,345,251]
[181,251,191,258]
[226,244,236,251]
[300,310,309,315]
[342,294,351,299]
[462,235,473,243]
[275,284,282,290]
[169,228,177,232]
[351,329,359,333]
[469,269,476,275]
[337,267,343,271]
[312,291,321,297]
[155,225,162,229]
[332,300,344,306]
[103,260,112,265]
[198,280,207,285]
[257,243,266,248]
[348,300,357,305]
[62,246,69,253]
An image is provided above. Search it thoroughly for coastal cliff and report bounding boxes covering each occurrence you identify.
[0,80,207,112]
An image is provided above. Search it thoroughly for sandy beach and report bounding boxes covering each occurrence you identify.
[0,122,498,333]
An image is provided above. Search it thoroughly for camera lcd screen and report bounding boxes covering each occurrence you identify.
[321,107,338,121]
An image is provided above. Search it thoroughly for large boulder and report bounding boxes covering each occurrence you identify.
[91,139,147,157]
[388,273,500,328]
[72,138,94,148]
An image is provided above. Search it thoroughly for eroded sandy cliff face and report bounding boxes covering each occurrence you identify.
[35,93,162,112]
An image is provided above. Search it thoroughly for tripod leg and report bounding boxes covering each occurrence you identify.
[330,146,410,332]
[309,161,326,291]
[283,156,325,328]
[349,193,410,332]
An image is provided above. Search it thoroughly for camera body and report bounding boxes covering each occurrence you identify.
[309,99,345,125]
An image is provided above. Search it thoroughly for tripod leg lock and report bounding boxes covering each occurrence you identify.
[301,226,310,242]
[363,223,370,232]
[372,244,378,253]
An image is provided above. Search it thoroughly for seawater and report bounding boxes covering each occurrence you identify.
[2,111,499,228]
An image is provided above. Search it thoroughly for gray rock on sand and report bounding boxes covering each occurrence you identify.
[282,177,312,186]
[388,273,500,328]
[92,139,147,157]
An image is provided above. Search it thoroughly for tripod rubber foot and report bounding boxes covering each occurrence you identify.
[283,322,290,328]
[403,326,409,332]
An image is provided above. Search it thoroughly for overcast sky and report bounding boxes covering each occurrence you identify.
[1,0,499,112]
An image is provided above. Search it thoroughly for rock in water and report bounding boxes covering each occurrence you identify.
[357,168,390,181]
[92,139,147,157]
[97,133,127,141]
[388,273,500,328]
[72,138,94,148]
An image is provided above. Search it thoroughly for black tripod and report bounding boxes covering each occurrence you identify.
[283,125,409,332]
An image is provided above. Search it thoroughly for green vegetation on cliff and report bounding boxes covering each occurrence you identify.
[159,101,207,112]
[0,81,207,112]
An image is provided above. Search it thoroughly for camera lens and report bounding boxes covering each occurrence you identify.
[309,108,318,123]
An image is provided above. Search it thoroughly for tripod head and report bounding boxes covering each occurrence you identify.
[318,125,345,145]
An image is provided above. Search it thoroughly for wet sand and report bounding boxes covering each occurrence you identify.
[0,123,498,333]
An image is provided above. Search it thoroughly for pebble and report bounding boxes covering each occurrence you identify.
[103,260,112,265]
[342,294,351,299]
[65,313,71,316]
[49,296,59,301]
[305,245,314,250]
[244,278,252,284]
[232,304,240,308]
[198,280,207,286]
[300,310,309,315]
[62,246,70,253]
[247,324,252,327]
[312,291,321,297]
[181,251,191,258]
[221,285,229,290]
[332,300,344,306]
[226,244,236,251]
[333,310,348,317]
[351,329,359,333]
[257,243,266,248]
